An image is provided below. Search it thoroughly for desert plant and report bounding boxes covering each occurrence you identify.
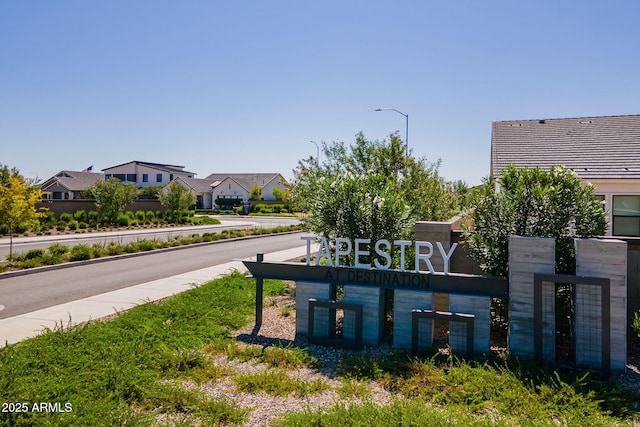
[69,244,94,261]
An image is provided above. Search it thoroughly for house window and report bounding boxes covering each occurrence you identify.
[170,174,174,181]
[156,174,163,183]
[613,195,640,236]
[105,174,112,179]
[142,174,148,183]
[126,174,136,182]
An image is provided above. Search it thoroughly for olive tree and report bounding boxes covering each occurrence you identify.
[158,181,196,222]
[465,164,607,277]
[85,178,138,225]
[289,132,462,265]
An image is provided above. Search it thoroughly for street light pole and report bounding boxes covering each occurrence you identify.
[375,108,409,156]
[310,141,320,163]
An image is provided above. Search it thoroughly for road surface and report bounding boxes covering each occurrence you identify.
[0,231,308,319]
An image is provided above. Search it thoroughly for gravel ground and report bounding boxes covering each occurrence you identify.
[160,280,640,426]
[181,284,395,427]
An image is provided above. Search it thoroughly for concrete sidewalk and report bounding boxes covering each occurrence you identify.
[0,244,316,346]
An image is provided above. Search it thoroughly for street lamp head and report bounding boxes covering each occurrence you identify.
[374,107,409,156]
[375,107,407,117]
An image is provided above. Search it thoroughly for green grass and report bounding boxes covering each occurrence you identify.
[279,352,640,426]
[2,271,640,426]
[0,272,286,426]
[234,370,329,397]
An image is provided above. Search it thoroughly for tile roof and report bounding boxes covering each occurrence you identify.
[41,170,105,192]
[175,177,217,193]
[491,115,640,179]
[204,173,283,191]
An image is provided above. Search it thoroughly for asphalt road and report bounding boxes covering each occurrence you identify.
[0,231,308,319]
[0,216,301,259]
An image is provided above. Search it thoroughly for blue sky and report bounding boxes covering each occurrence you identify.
[2,1,638,185]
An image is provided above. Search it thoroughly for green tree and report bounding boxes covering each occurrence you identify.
[0,166,44,260]
[158,181,196,222]
[464,164,607,277]
[289,132,460,264]
[137,185,163,200]
[249,185,262,201]
[85,178,138,225]
[272,186,288,201]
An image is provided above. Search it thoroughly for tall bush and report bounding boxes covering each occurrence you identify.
[84,178,138,225]
[289,132,462,265]
[464,164,607,276]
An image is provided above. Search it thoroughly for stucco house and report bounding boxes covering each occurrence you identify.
[41,170,105,200]
[102,161,196,188]
[173,173,287,209]
[207,173,286,208]
[491,114,640,236]
[172,177,216,209]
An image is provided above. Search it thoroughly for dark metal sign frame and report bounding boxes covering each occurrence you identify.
[533,273,611,378]
[242,259,508,298]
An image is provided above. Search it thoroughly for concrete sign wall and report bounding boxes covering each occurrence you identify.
[248,223,628,374]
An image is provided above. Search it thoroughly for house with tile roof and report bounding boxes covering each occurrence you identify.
[491,114,640,236]
[172,177,217,209]
[173,173,286,209]
[102,161,196,188]
[41,170,106,200]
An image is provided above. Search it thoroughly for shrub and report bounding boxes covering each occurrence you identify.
[107,242,124,256]
[135,210,146,223]
[13,258,43,269]
[78,221,88,229]
[88,211,99,226]
[69,244,94,261]
[73,210,87,222]
[24,249,45,260]
[15,222,31,234]
[134,239,157,251]
[117,213,131,227]
[91,243,107,258]
[48,243,69,256]
[56,222,67,232]
[68,220,79,230]
[465,165,607,277]
[145,211,155,221]
[40,211,57,229]
[60,213,74,223]
[40,252,64,265]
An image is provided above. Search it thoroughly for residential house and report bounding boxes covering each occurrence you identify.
[172,177,216,209]
[207,173,286,209]
[491,114,640,236]
[102,161,196,188]
[172,173,286,209]
[41,170,105,200]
